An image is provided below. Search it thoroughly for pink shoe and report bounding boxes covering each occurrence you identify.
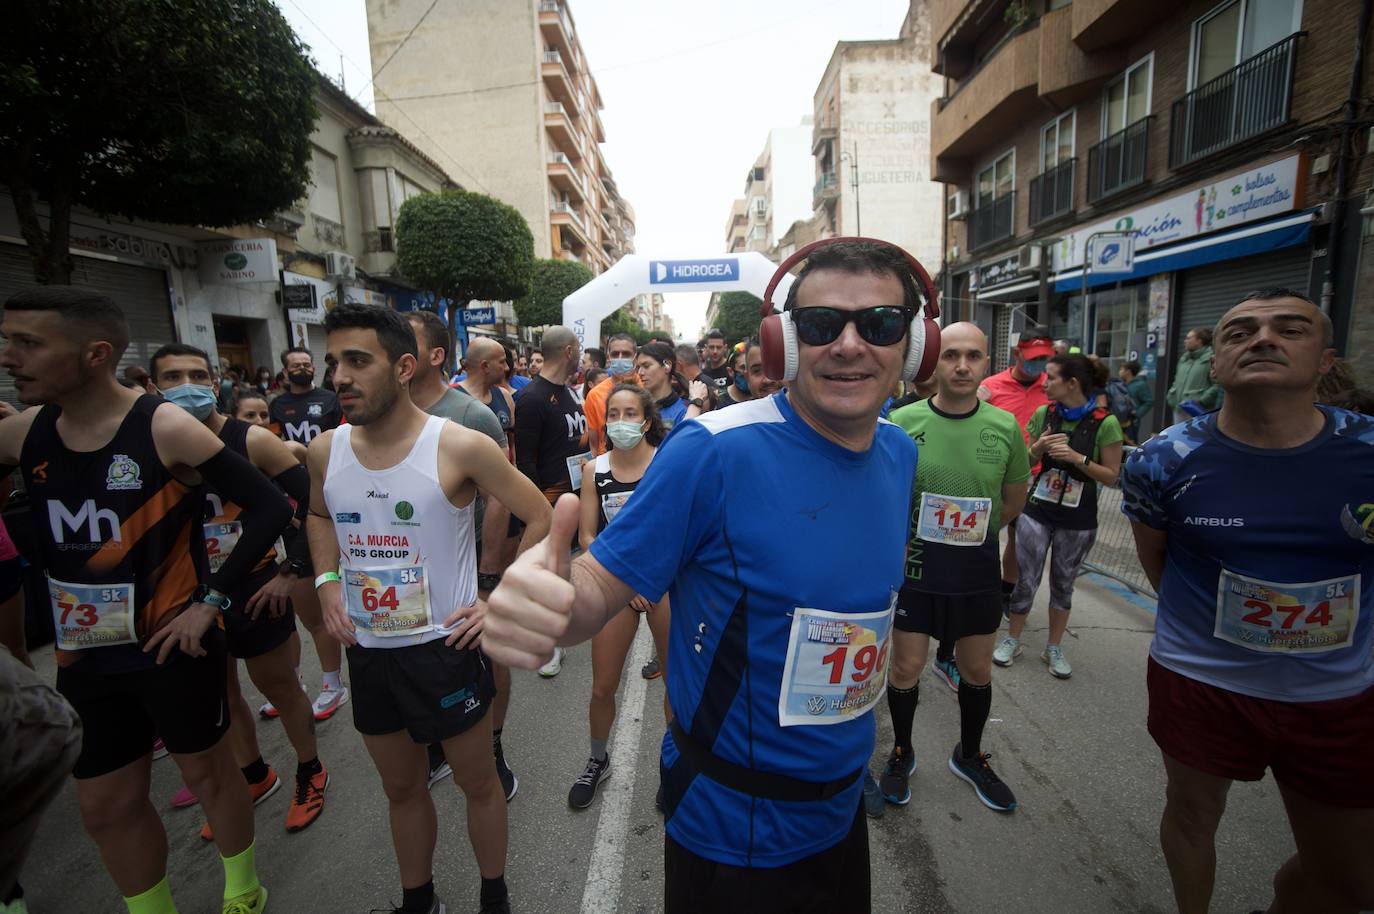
[170,785,199,809]
[152,737,168,760]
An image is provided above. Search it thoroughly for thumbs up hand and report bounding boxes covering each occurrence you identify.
[484,493,580,670]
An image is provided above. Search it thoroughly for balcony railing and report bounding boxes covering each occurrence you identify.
[813,172,838,202]
[970,192,1015,251]
[1087,117,1150,204]
[1029,159,1076,226]
[1169,33,1302,169]
[543,50,562,65]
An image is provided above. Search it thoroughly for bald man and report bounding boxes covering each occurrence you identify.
[1122,289,1374,914]
[881,323,1030,813]
[460,337,517,450]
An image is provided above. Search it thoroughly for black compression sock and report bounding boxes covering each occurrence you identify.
[887,682,919,752]
[401,880,434,913]
[480,875,508,907]
[935,639,955,664]
[958,681,993,759]
[426,742,446,770]
[241,757,270,785]
[296,756,322,777]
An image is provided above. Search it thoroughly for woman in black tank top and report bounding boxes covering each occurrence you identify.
[566,386,674,809]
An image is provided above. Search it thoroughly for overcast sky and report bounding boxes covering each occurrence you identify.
[272,0,910,337]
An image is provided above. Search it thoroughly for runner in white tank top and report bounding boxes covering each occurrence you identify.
[305,305,553,914]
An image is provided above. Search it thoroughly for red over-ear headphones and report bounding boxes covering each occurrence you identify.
[757,236,941,383]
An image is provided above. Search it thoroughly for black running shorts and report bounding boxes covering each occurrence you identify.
[56,630,230,778]
[664,799,870,914]
[222,565,297,660]
[345,639,495,743]
[894,586,1004,640]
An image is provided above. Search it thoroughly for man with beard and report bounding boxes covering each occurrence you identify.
[269,347,341,446]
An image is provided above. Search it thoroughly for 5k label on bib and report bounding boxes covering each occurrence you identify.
[777,599,894,727]
[1214,568,1359,654]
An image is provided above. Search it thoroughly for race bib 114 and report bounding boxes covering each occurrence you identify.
[916,493,991,546]
[777,599,895,727]
[1213,568,1360,654]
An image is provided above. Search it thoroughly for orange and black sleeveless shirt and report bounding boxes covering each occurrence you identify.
[21,395,203,672]
[203,417,278,580]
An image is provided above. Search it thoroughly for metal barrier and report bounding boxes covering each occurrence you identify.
[1078,446,1158,599]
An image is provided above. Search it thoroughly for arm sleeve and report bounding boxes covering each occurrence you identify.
[514,391,543,487]
[589,423,723,601]
[270,464,311,566]
[195,447,293,593]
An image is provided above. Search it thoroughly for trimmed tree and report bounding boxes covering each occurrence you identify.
[714,291,766,346]
[1,0,318,283]
[514,257,594,329]
[395,189,535,354]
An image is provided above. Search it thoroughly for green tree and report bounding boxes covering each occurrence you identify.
[714,291,765,346]
[1,0,318,283]
[395,189,535,348]
[514,257,594,329]
[599,307,651,345]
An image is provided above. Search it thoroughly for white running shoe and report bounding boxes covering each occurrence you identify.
[992,636,1023,667]
[1041,644,1072,679]
[539,647,564,678]
[312,684,349,721]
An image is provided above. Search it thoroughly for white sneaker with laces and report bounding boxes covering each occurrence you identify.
[539,647,564,678]
[992,636,1023,667]
[312,684,349,720]
[1041,644,1072,679]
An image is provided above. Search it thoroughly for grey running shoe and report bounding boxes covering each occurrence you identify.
[992,636,1022,667]
[1041,644,1072,679]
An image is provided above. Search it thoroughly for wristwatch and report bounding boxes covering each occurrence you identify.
[192,585,232,612]
[478,572,502,592]
[1081,454,1091,467]
[689,398,705,409]
[282,558,308,577]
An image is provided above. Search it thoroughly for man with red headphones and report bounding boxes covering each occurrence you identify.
[483,238,938,913]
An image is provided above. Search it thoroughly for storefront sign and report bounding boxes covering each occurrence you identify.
[281,283,316,310]
[462,307,496,324]
[975,253,1023,292]
[283,271,335,325]
[1052,155,1304,273]
[197,238,278,284]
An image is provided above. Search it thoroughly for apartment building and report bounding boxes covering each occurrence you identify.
[812,3,947,270]
[724,121,816,256]
[931,0,1374,418]
[726,156,771,255]
[365,0,636,275]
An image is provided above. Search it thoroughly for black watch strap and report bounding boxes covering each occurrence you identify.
[478,572,502,591]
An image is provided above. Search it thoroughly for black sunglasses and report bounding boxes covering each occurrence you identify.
[792,306,914,347]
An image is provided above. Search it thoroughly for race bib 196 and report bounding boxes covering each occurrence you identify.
[203,521,242,574]
[345,564,433,637]
[48,577,137,650]
[1214,568,1360,654]
[601,491,631,525]
[1032,469,1083,508]
[778,598,895,727]
[916,493,991,546]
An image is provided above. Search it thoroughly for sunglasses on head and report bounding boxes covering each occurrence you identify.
[791,306,914,347]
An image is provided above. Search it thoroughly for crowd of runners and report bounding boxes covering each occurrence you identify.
[0,237,1370,914]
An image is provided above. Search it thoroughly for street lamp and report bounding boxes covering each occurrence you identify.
[840,142,860,235]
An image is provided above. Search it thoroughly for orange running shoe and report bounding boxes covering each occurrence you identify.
[285,763,329,832]
[200,768,280,841]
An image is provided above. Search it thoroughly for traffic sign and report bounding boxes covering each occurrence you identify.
[1086,232,1135,274]
[461,307,496,325]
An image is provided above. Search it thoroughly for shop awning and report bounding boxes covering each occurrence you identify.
[1053,210,1316,293]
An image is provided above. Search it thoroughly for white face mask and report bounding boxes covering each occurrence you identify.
[606,419,646,450]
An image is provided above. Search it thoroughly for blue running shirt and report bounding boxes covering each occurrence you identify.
[1120,408,1374,702]
[590,392,916,867]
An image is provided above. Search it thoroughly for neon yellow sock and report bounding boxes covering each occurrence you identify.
[124,874,178,914]
[220,841,260,900]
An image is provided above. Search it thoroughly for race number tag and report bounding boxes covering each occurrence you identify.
[601,491,631,525]
[203,521,242,574]
[778,597,895,727]
[47,577,137,650]
[916,493,991,546]
[1214,569,1360,654]
[566,452,593,489]
[1032,469,1083,508]
[344,564,433,637]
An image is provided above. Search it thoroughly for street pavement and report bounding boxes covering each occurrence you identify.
[21,573,1293,913]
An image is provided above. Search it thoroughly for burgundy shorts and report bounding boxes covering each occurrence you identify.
[1147,657,1374,807]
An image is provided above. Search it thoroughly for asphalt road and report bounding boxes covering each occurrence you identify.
[21,574,1293,914]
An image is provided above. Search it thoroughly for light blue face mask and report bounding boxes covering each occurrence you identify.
[163,383,217,420]
[608,357,635,377]
[1021,358,1047,378]
[606,419,646,450]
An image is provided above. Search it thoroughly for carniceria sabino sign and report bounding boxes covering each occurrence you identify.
[197,238,279,285]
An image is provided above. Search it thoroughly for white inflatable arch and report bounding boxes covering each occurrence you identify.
[562,252,792,348]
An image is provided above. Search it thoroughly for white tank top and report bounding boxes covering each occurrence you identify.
[324,415,476,649]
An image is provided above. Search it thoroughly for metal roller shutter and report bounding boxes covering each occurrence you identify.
[1173,246,1311,355]
[0,243,176,407]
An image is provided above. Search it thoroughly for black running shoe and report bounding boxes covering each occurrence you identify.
[879,745,917,805]
[948,742,1017,812]
[493,735,518,802]
[568,755,612,809]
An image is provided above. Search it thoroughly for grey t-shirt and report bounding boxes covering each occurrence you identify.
[423,387,507,546]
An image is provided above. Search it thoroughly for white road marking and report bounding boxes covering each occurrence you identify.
[578,624,654,914]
